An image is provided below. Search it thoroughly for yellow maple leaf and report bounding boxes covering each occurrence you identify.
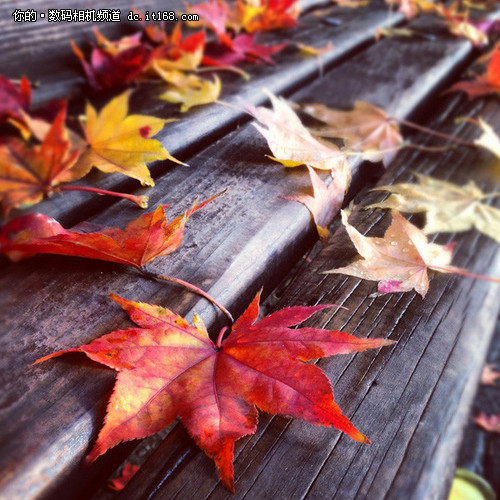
[74,91,183,187]
[473,117,500,157]
[154,67,221,112]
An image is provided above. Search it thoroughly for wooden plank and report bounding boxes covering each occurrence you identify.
[0,8,489,500]
[69,16,492,498]
[456,320,500,494]
[118,93,500,498]
[2,1,406,228]
[0,0,328,78]
[0,0,332,103]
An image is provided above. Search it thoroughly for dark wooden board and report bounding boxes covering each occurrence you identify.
[0,9,487,500]
[0,0,406,229]
[457,319,500,496]
[0,0,335,100]
[0,0,329,78]
[116,92,500,499]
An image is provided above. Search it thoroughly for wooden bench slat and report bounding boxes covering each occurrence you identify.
[0,0,329,88]
[117,89,500,500]
[1,4,496,499]
[6,1,405,227]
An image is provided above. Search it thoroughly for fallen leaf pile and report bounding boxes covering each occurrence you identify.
[0,84,182,213]
[35,291,392,492]
[3,0,500,494]
[71,2,298,110]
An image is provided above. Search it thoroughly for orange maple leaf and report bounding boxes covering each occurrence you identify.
[35,291,393,492]
[0,193,221,267]
[0,106,80,215]
[239,0,300,33]
[149,26,206,73]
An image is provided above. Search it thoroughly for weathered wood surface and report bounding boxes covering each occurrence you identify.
[1,0,405,228]
[118,84,500,500]
[0,3,498,500]
[457,320,500,496]
[0,0,335,101]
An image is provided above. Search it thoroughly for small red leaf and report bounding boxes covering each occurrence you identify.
[445,48,500,99]
[108,463,140,491]
[0,192,223,267]
[0,74,31,123]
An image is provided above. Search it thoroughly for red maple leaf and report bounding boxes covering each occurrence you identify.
[71,34,152,90]
[0,193,221,267]
[0,74,31,124]
[35,291,393,491]
[190,0,231,38]
[107,463,140,491]
[203,33,286,66]
[445,47,500,99]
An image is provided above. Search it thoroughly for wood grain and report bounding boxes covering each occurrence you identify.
[119,90,500,500]
[1,1,406,228]
[0,3,497,500]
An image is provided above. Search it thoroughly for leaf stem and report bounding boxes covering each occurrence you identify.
[405,142,456,153]
[481,191,500,200]
[58,185,148,208]
[216,327,228,348]
[392,117,476,147]
[431,264,500,284]
[141,270,234,323]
